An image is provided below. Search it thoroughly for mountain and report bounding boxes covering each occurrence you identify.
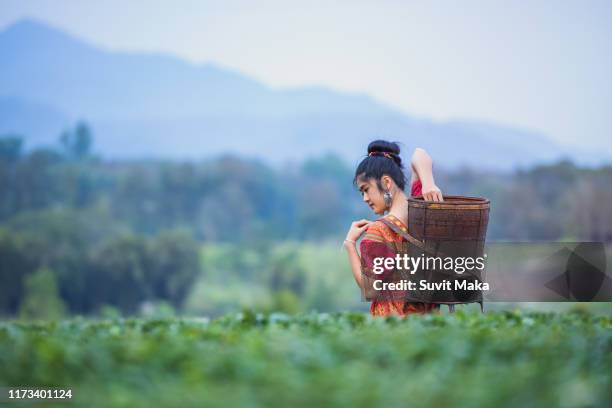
[0,96,71,145]
[0,18,602,169]
[0,19,391,120]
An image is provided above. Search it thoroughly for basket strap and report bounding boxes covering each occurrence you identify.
[379,217,458,260]
[379,217,426,250]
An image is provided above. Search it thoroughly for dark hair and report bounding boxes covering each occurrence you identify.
[353,140,407,191]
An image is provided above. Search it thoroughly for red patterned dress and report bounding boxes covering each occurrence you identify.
[359,179,440,317]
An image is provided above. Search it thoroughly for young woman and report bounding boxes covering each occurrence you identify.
[344,140,443,317]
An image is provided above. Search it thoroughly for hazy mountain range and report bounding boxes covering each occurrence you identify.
[0,19,607,169]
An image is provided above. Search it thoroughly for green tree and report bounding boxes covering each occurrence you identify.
[60,121,93,159]
[0,229,33,315]
[148,229,201,308]
[0,135,24,219]
[18,267,66,320]
[0,134,23,163]
[88,234,151,314]
[267,246,307,296]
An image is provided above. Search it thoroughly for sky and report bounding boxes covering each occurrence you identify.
[1,0,611,150]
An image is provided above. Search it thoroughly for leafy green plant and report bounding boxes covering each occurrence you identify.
[0,310,610,407]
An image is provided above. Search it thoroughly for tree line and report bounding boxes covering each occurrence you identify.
[1,123,610,317]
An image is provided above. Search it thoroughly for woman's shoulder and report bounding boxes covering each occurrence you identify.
[362,219,395,243]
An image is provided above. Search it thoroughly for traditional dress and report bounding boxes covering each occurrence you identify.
[359,179,440,317]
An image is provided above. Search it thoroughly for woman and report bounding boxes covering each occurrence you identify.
[343,140,443,317]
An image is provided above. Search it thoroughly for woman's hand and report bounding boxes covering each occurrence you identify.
[421,182,444,202]
[412,148,443,202]
[345,219,371,243]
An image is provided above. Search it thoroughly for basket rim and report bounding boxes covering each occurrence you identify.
[407,195,490,206]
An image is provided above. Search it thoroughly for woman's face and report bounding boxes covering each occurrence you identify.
[357,176,387,215]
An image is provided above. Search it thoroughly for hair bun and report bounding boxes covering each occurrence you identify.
[367,140,402,167]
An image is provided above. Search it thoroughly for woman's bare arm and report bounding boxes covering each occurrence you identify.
[411,147,443,201]
[344,241,364,288]
[344,241,376,299]
[344,218,377,299]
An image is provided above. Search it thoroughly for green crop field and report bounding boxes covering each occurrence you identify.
[1,309,611,407]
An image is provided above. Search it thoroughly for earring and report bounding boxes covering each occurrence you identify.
[383,189,392,209]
